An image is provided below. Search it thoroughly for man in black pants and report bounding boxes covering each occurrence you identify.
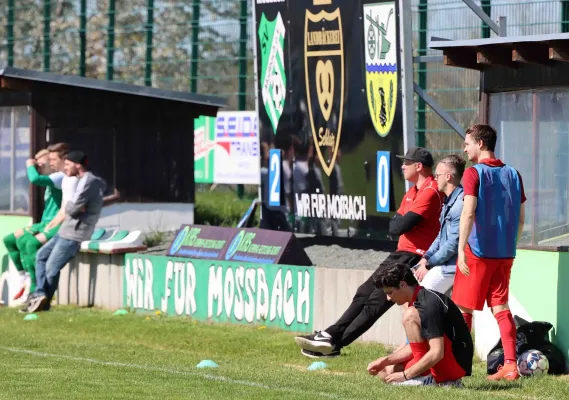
[295,147,443,358]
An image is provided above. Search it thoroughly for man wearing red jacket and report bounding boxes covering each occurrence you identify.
[295,147,443,358]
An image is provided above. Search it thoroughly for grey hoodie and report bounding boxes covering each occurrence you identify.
[59,171,107,242]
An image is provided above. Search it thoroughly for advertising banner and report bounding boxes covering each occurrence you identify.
[253,0,405,240]
[194,111,260,185]
[167,224,312,266]
[123,254,314,332]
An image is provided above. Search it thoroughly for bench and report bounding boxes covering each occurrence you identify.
[56,228,147,309]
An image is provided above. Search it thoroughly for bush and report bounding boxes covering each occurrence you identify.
[195,191,259,227]
[143,231,166,247]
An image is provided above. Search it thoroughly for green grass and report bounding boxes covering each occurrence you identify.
[0,306,568,399]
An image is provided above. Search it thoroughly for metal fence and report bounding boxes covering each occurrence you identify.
[413,0,568,160]
[0,1,567,147]
[0,0,254,111]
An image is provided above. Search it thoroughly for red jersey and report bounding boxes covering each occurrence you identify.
[396,176,444,255]
[462,158,527,203]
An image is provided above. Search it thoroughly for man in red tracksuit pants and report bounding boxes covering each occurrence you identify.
[453,124,526,381]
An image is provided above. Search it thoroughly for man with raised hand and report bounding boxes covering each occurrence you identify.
[2,146,65,301]
[19,143,79,311]
[295,147,443,358]
[453,124,526,381]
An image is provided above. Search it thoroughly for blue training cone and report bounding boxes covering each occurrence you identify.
[307,361,327,371]
[196,360,219,369]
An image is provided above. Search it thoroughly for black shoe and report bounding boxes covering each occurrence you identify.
[27,295,47,313]
[295,331,335,354]
[301,349,341,358]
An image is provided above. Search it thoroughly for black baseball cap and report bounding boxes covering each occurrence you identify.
[396,146,434,167]
[66,150,88,167]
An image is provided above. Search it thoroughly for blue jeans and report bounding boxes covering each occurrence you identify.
[35,234,81,301]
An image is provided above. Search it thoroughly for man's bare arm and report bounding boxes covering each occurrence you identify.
[458,195,477,253]
[385,344,413,365]
[103,188,120,206]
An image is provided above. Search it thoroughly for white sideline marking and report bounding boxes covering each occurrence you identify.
[0,346,343,399]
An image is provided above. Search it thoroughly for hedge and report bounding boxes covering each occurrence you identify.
[194,191,259,227]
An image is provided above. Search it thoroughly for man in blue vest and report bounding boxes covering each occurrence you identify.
[453,124,526,382]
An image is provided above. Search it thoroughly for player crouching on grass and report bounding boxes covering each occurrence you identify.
[367,263,473,387]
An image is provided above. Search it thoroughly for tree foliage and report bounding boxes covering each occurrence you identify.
[1,0,255,110]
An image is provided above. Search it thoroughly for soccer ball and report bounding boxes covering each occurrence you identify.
[517,349,549,377]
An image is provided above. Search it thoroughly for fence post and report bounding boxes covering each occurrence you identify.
[43,0,51,72]
[7,0,14,67]
[238,0,248,111]
[190,0,201,93]
[145,0,154,87]
[417,0,427,148]
[236,0,249,199]
[79,0,87,76]
[563,0,569,33]
[481,0,491,38]
[107,0,116,81]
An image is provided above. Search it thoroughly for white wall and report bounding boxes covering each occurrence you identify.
[97,202,194,233]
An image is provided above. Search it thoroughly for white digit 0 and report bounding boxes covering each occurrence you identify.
[378,155,389,209]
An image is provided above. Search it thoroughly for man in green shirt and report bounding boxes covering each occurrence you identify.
[2,144,70,300]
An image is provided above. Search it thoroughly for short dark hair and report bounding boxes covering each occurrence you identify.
[465,124,497,152]
[66,150,88,167]
[372,263,418,289]
[438,154,466,180]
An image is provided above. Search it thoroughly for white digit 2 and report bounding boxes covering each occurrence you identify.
[270,152,280,204]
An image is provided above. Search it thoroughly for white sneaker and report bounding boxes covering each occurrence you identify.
[392,374,435,386]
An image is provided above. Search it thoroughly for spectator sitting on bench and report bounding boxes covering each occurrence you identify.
[20,144,79,312]
[2,147,65,302]
[27,151,106,313]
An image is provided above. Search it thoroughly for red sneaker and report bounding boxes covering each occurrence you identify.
[487,362,520,381]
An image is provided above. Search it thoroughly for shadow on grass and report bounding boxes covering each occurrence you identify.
[467,381,523,391]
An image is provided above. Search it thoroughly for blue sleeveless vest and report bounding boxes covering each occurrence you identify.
[467,163,522,258]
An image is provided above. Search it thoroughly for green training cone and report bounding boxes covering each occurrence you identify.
[23,314,38,321]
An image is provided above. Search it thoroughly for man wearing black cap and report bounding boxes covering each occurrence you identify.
[27,150,106,313]
[295,146,443,358]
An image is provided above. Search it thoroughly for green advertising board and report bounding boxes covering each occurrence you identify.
[194,115,216,183]
[123,254,314,333]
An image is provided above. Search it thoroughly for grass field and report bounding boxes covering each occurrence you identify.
[1,306,568,400]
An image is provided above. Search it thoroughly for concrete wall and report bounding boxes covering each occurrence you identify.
[56,252,125,310]
[314,267,406,348]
